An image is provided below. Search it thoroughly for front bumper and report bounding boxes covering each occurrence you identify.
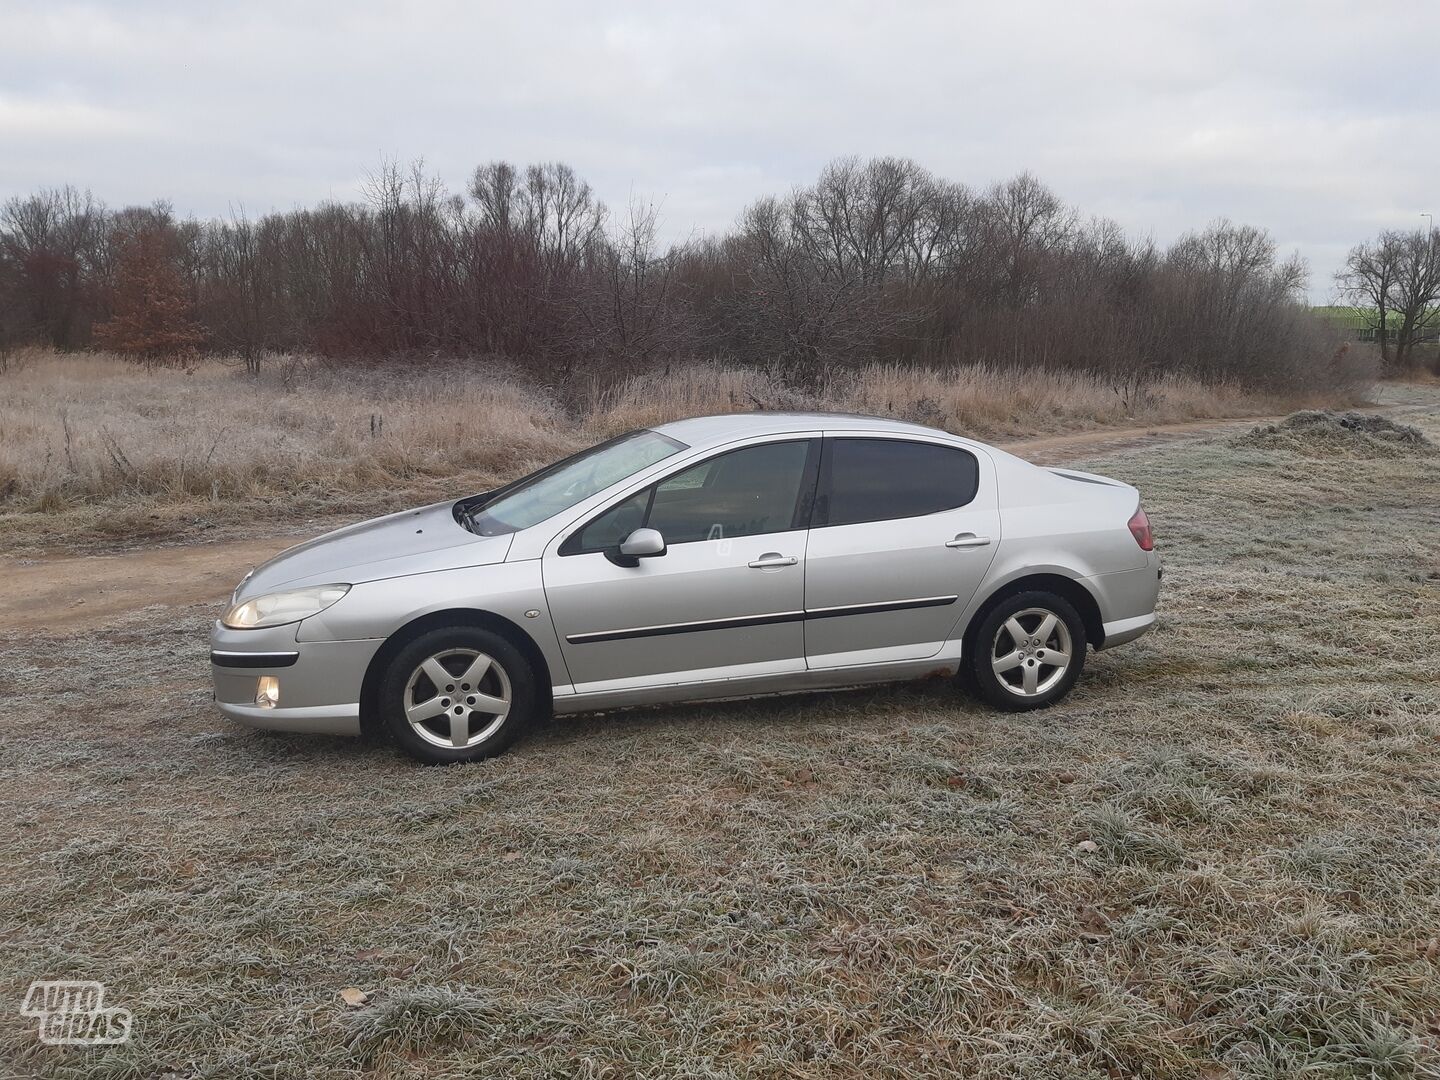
[210,621,381,737]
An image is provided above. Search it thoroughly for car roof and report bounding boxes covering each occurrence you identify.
[651,411,961,449]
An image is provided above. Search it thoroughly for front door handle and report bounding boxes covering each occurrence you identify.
[946,534,992,549]
[748,553,798,568]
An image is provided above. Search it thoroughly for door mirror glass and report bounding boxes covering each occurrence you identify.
[608,527,667,566]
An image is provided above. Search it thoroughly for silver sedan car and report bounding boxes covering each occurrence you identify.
[212,413,1160,763]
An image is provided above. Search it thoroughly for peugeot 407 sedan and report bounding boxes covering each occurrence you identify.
[211,413,1160,763]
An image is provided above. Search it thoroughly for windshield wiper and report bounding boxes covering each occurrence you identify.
[456,498,485,533]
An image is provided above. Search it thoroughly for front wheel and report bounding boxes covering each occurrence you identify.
[966,591,1087,711]
[380,626,537,764]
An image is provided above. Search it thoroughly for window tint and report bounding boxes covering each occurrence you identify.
[648,441,811,544]
[819,439,978,527]
[570,491,649,552]
[563,440,813,553]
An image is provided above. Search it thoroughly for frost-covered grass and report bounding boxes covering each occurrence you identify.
[1,407,1437,1078]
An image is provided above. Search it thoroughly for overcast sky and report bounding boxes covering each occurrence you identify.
[2,1,1436,300]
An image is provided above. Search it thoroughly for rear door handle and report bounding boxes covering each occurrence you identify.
[748,553,798,568]
[946,534,992,549]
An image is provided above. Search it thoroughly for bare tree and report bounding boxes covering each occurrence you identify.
[559,200,690,392]
[469,161,520,233]
[0,186,107,349]
[0,155,1367,392]
[1337,233,1398,367]
[1390,230,1440,371]
[200,209,271,373]
[1338,229,1440,371]
[982,172,1077,307]
[795,156,935,286]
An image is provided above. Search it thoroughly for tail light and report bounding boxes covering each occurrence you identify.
[1128,506,1154,551]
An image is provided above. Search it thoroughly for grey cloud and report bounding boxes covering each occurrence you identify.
[2,0,1436,298]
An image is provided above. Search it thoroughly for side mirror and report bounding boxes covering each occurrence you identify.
[608,527,667,567]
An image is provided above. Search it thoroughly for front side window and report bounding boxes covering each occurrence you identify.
[649,440,811,544]
[465,429,685,536]
[563,440,814,553]
[817,439,979,527]
[570,490,648,552]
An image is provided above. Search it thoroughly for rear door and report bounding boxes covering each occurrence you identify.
[543,436,821,693]
[802,435,999,668]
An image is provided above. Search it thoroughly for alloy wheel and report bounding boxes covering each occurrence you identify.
[403,648,512,749]
[990,607,1072,698]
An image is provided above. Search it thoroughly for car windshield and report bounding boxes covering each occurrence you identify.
[464,429,687,536]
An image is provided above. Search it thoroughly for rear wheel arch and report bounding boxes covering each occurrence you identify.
[359,608,553,740]
[962,573,1104,659]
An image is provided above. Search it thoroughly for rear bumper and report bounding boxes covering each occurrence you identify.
[1088,555,1161,651]
[210,621,379,738]
[1098,611,1156,650]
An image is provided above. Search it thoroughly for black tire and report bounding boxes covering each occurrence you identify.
[380,626,537,764]
[966,590,1087,711]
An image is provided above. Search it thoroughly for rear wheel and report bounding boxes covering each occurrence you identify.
[380,626,536,763]
[967,591,1086,711]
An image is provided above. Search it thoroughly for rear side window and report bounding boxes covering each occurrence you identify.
[817,438,979,527]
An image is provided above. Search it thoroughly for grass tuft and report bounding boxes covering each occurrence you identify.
[342,985,501,1063]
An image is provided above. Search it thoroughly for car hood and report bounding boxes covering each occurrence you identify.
[236,501,512,597]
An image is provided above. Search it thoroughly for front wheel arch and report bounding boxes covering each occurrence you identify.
[359,608,553,741]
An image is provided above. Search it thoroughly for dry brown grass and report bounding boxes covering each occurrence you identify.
[0,350,570,506]
[0,350,1369,553]
[592,362,1348,438]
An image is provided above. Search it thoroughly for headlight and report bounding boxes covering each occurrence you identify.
[223,584,350,629]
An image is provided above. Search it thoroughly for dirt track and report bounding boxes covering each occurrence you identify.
[0,408,1409,636]
[0,533,315,634]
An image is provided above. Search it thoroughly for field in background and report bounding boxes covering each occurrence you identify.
[2,400,1436,1078]
[0,350,1370,553]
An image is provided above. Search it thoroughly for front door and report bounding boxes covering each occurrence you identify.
[803,436,999,668]
[543,437,820,694]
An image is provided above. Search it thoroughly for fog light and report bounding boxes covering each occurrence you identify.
[255,676,280,709]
